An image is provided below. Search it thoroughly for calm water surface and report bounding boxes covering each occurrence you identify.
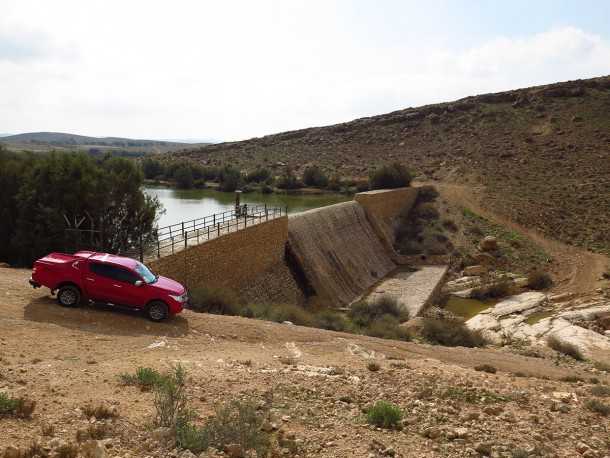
[144,186,350,227]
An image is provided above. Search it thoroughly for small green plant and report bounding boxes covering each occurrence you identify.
[547,335,584,361]
[154,364,188,428]
[119,367,163,390]
[590,385,610,397]
[585,399,610,416]
[366,401,403,428]
[421,318,486,348]
[176,400,271,455]
[0,392,35,418]
[367,361,381,372]
[474,364,497,374]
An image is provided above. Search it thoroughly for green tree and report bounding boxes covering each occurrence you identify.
[369,163,412,190]
[218,165,242,192]
[0,151,161,266]
[302,165,329,188]
[174,165,194,189]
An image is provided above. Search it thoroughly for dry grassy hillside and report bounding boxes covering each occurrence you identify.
[176,76,610,255]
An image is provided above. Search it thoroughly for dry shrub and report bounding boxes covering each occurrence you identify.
[82,403,118,420]
[189,287,241,315]
[55,444,78,458]
[547,335,584,361]
[527,270,553,290]
[474,364,497,374]
[590,385,610,397]
[421,318,486,348]
[585,399,610,416]
[367,361,381,372]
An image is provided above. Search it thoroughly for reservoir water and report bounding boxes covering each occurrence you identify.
[144,186,350,228]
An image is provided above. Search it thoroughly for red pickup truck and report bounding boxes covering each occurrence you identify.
[29,251,187,321]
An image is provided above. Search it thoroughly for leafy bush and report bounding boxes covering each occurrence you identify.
[276,169,302,189]
[176,400,271,455]
[314,309,348,331]
[527,270,553,290]
[585,399,610,416]
[119,367,163,390]
[369,163,412,190]
[547,335,584,361]
[364,314,412,341]
[173,165,194,189]
[421,319,486,347]
[218,165,243,192]
[327,174,343,191]
[590,385,610,397]
[153,365,188,428]
[245,167,271,183]
[348,295,407,327]
[0,392,36,418]
[189,287,241,315]
[302,166,329,188]
[366,401,403,428]
[415,202,440,220]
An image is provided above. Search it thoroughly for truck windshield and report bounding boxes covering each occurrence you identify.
[135,262,157,284]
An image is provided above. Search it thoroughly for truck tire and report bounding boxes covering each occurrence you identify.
[146,301,169,322]
[57,285,81,307]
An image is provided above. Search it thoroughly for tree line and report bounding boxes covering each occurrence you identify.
[141,158,412,193]
[0,147,161,266]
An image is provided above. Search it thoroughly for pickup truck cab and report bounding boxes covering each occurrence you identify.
[29,251,187,321]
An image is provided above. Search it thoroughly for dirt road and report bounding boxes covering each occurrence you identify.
[416,180,609,294]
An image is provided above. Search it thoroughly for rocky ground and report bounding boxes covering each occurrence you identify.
[2,267,610,458]
[174,76,610,256]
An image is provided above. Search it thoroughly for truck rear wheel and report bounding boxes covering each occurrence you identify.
[57,285,81,307]
[146,301,169,322]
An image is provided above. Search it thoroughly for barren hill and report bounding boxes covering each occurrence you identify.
[175,76,610,255]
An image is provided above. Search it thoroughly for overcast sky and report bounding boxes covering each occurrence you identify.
[1,1,609,142]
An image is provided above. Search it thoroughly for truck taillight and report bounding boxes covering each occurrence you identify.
[32,267,37,273]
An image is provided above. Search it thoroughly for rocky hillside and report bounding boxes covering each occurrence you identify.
[175,76,610,255]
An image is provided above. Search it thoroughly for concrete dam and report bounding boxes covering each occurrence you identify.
[149,187,447,313]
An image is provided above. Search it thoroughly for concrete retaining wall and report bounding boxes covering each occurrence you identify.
[355,187,418,248]
[149,216,289,292]
[288,201,395,306]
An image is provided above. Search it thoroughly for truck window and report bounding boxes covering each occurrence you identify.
[90,263,140,284]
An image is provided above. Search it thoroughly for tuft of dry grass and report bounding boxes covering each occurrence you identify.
[367,361,381,372]
[82,403,118,420]
[547,335,584,361]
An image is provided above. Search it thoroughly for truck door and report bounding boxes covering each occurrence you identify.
[88,262,144,307]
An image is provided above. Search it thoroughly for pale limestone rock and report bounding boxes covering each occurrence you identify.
[489,292,546,318]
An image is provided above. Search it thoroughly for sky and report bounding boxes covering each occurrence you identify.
[1,0,609,142]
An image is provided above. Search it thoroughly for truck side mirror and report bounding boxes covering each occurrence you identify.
[134,280,143,287]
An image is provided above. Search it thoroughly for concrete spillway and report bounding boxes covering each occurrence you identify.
[288,201,395,306]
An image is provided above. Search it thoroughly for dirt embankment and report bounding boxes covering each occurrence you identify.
[175,76,610,257]
[2,266,610,457]
[422,180,609,294]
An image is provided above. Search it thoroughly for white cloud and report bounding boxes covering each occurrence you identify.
[0,1,608,141]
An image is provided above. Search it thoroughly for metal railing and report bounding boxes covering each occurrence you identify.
[65,204,286,262]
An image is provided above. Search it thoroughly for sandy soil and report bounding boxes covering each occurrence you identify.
[1,267,609,457]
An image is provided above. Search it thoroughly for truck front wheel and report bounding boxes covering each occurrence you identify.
[146,301,169,322]
[57,285,81,307]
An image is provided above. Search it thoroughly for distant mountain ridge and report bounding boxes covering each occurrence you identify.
[0,132,198,147]
[0,131,210,155]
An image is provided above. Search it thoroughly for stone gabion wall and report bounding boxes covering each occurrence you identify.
[148,216,288,292]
